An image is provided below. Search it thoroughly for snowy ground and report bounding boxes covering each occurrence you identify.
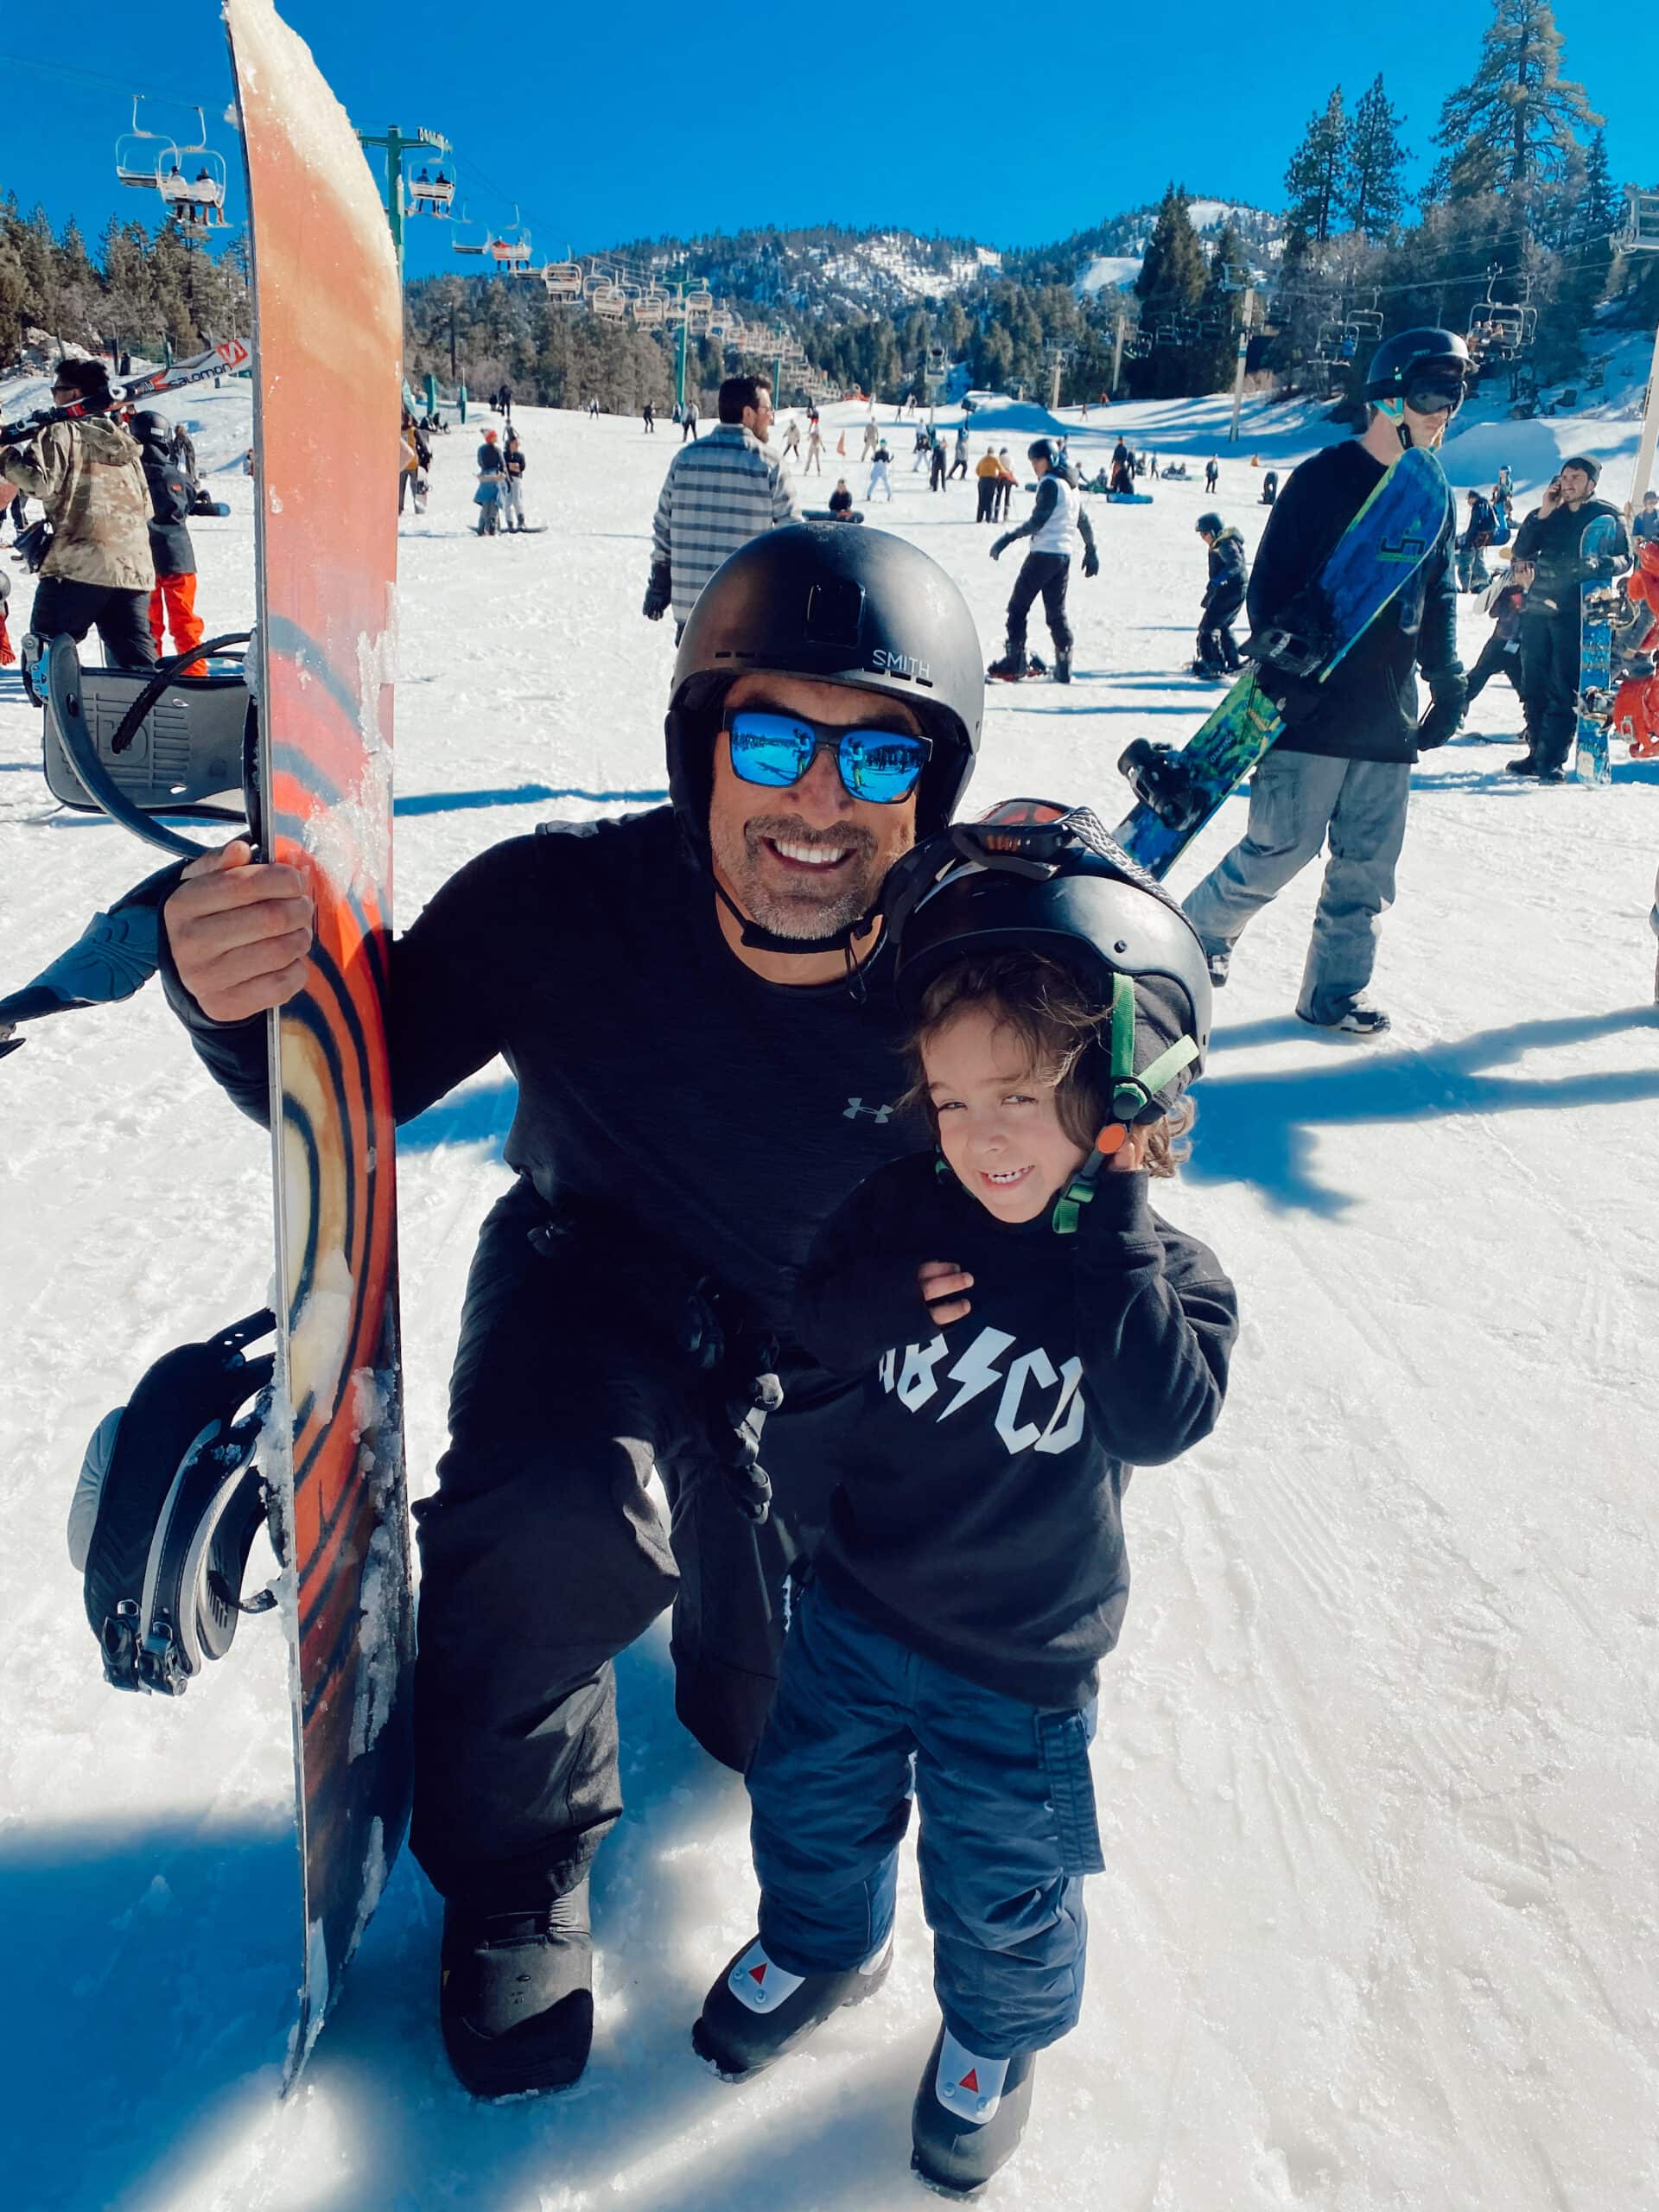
[3,381,1657,2212]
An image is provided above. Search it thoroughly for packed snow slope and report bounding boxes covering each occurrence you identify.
[3,381,1657,2212]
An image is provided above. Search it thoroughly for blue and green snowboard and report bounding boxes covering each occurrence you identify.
[1114,445,1452,877]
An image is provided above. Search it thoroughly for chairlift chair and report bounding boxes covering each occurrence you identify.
[115,97,172,191]
[590,283,626,320]
[158,109,229,232]
[632,290,665,327]
[543,260,583,300]
[489,210,531,270]
[1124,332,1152,362]
[451,206,488,256]
[1623,189,1659,254]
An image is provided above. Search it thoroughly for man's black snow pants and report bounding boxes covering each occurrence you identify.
[1006,550,1072,658]
[408,1177,857,1910]
[1520,609,1580,772]
[29,577,157,670]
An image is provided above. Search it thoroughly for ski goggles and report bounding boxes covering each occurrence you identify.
[1399,373,1467,418]
[723,709,932,804]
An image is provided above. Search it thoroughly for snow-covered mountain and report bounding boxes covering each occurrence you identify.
[594,224,1003,319]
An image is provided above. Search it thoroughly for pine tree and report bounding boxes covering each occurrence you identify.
[1344,77,1410,239]
[1192,219,1248,393]
[1430,0,1600,232]
[1135,187,1209,397]
[1580,130,1619,241]
[1285,90,1348,244]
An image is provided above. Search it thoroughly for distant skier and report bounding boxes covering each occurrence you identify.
[912,423,931,473]
[1456,487,1497,593]
[803,423,825,474]
[588,397,601,421]
[948,422,969,480]
[499,429,528,532]
[861,419,880,461]
[131,410,207,675]
[782,417,802,461]
[1509,455,1630,781]
[1192,511,1247,678]
[0,355,156,667]
[866,439,893,501]
[643,402,655,433]
[930,434,947,493]
[681,397,699,441]
[988,436,1099,684]
[645,374,799,638]
[169,421,197,484]
[1204,457,1219,494]
[1179,328,1471,1037]
[994,448,1016,521]
[975,447,1001,523]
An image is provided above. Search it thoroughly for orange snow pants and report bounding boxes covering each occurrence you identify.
[149,572,207,677]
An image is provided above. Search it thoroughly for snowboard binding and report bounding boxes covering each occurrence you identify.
[70,1312,279,1695]
[1117,738,1205,834]
[987,653,1047,682]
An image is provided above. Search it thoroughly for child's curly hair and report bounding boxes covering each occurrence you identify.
[902,950,1194,1179]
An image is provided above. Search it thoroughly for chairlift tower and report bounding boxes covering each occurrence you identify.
[353,124,452,277]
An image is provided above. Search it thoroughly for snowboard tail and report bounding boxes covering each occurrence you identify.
[1573,516,1623,787]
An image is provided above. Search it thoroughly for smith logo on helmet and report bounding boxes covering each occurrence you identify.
[872,647,931,684]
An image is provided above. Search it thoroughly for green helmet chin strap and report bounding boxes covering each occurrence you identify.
[1051,972,1199,1235]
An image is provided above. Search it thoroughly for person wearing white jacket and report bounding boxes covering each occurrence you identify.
[644,377,802,638]
[987,439,1098,684]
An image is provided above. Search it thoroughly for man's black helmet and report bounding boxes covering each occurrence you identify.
[129,409,172,451]
[1361,327,1472,405]
[666,523,982,863]
[885,799,1212,1124]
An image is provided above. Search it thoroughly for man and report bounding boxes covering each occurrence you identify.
[156,524,983,2100]
[1632,489,1659,546]
[988,436,1099,685]
[130,410,207,676]
[0,357,156,668]
[680,396,699,442]
[1181,328,1470,1039]
[974,446,1001,524]
[645,374,799,640]
[1192,510,1247,678]
[1509,455,1630,782]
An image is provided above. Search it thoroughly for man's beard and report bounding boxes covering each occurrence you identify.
[711,810,887,941]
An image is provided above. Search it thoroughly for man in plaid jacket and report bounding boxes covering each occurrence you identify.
[645,375,800,638]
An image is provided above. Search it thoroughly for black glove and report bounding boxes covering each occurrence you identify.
[1081,545,1100,579]
[1415,670,1468,751]
[642,563,671,621]
[989,534,1010,561]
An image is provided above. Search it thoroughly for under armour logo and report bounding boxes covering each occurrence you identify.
[844,1097,894,1124]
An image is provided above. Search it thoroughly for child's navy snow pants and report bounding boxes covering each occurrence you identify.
[747,1580,1104,2059]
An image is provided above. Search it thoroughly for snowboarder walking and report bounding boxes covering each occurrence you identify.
[644,374,801,639]
[0,356,156,667]
[988,437,1099,684]
[1179,328,1471,1037]
[692,818,1235,2194]
[1192,511,1246,677]
[131,409,207,675]
[157,523,987,2102]
[1508,456,1630,781]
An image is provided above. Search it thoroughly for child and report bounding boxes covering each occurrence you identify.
[693,807,1239,2194]
[1462,558,1532,730]
[1193,511,1248,678]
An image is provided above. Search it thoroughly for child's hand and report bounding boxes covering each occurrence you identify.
[918,1260,973,1326]
[1106,1124,1154,1173]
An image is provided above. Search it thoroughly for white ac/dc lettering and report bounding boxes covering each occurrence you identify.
[880,1325,1085,1457]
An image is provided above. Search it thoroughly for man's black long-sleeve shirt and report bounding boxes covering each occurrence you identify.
[1248,439,1459,763]
[161,807,917,1346]
[794,1152,1238,1709]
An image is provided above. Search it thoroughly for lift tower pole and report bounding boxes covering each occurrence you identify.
[354,124,451,277]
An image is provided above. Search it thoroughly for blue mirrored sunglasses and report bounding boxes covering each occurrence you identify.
[725,709,932,804]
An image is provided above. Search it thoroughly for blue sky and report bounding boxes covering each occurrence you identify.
[2,0,1646,282]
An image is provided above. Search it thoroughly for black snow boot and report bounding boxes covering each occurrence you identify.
[1052,649,1072,684]
[910,2023,1037,2195]
[439,1881,594,2097]
[692,1934,893,2080]
[987,648,1030,681]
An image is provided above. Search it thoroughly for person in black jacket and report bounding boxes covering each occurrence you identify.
[156,525,986,2104]
[1193,511,1247,677]
[690,820,1236,2194]
[130,410,206,675]
[1180,328,1470,1038]
[1508,455,1631,780]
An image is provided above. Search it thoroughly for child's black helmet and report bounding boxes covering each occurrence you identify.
[886,799,1212,1123]
[665,524,982,868]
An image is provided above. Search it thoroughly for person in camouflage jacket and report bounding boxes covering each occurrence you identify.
[0,357,156,667]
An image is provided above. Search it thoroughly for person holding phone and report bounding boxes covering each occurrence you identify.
[1509,457,1630,780]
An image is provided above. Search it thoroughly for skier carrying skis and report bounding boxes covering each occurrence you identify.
[1192,511,1247,678]
[1508,455,1630,782]
[0,357,156,668]
[156,524,986,2101]
[691,813,1236,2193]
[1180,328,1470,1039]
[130,410,207,676]
[988,437,1099,685]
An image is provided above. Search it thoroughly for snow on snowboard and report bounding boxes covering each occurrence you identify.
[1113,444,1452,877]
